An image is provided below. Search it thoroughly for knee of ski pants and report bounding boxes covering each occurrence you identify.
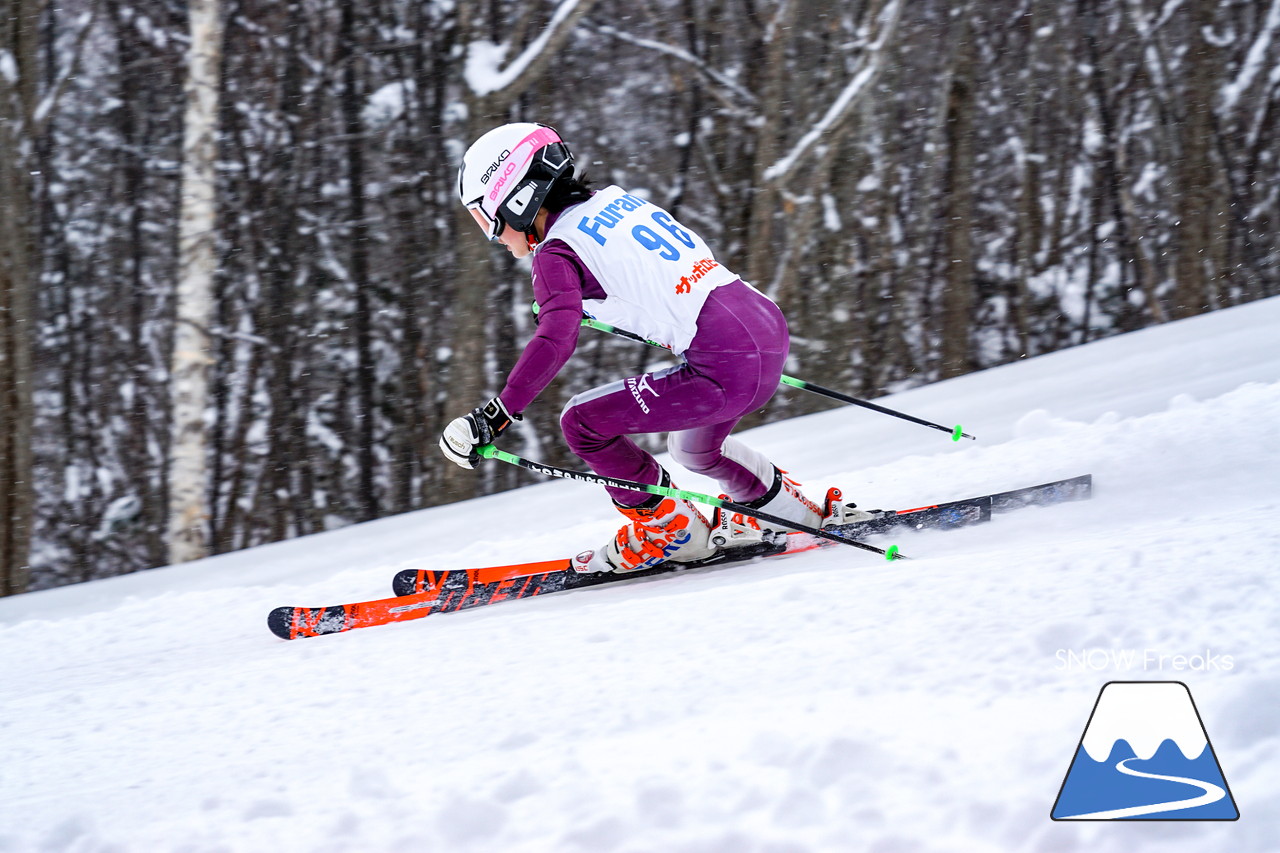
[668,433,775,483]
[667,431,719,475]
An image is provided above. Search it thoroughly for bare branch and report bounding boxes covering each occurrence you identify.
[762,0,904,184]
[1221,0,1280,112]
[586,22,758,110]
[464,0,599,102]
[31,1,102,137]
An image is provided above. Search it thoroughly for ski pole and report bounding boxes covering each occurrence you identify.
[778,375,975,442]
[477,444,904,561]
[532,304,974,441]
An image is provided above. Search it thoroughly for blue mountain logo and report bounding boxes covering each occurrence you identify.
[1051,681,1239,820]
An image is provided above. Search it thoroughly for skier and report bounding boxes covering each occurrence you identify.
[441,122,856,573]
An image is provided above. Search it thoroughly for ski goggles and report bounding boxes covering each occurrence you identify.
[465,126,562,240]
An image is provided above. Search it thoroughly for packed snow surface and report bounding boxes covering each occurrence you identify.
[3,298,1279,851]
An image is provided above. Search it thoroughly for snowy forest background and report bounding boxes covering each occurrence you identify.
[2,0,1277,593]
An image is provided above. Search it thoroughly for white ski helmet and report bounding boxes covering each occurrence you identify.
[457,122,574,240]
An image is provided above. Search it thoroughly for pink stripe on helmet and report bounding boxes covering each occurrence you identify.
[480,126,562,219]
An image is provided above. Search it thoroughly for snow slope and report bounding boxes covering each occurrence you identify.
[3,298,1279,852]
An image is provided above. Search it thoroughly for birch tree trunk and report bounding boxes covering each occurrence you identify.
[167,0,224,565]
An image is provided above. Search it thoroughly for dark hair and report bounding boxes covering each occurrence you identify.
[542,174,594,214]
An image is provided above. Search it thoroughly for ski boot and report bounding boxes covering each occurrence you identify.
[709,469,876,550]
[573,475,717,574]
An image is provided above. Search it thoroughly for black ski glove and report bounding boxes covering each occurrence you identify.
[440,396,520,469]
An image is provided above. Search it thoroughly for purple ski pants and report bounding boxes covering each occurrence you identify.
[560,281,789,506]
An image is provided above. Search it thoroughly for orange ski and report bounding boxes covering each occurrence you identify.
[269,537,803,640]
